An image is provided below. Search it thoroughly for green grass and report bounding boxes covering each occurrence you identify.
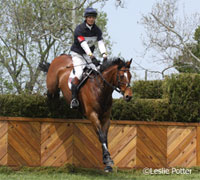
[0,165,200,180]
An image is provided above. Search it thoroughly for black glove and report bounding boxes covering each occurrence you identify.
[103,57,107,65]
[91,56,100,66]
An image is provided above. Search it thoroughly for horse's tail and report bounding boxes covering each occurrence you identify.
[39,62,51,73]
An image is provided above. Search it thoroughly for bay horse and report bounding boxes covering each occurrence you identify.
[40,54,132,172]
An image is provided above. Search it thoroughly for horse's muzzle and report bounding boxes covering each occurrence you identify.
[124,95,132,102]
[123,86,132,102]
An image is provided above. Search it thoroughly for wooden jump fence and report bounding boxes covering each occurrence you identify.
[0,116,199,169]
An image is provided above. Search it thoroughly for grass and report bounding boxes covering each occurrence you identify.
[0,165,200,180]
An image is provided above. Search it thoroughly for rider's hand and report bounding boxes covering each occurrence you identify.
[102,53,107,62]
[90,56,100,66]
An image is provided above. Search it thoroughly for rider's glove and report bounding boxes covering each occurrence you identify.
[90,56,100,67]
[102,53,107,61]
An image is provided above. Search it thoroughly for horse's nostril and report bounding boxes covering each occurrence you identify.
[125,95,132,101]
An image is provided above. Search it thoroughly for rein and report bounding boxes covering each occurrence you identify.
[96,70,122,94]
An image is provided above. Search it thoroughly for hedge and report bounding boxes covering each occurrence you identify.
[0,94,82,119]
[0,94,169,121]
[163,73,200,122]
[111,98,169,121]
[0,73,200,122]
[132,80,163,99]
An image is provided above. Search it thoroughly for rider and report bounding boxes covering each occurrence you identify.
[70,7,107,109]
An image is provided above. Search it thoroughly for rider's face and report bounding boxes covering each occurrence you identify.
[86,16,96,26]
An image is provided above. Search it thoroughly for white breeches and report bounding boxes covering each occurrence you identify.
[71,51,97,80]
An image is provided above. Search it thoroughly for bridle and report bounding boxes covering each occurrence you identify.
[97,66,131,95]
[116,68,131,94]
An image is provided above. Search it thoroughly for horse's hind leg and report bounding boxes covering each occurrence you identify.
[54,89,60,99]
[47,73,60,100]
[47,90,53,99]
[47,88,60,100]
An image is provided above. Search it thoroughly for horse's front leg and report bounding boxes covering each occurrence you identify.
[89,112,113,172]
[101,113,114,172]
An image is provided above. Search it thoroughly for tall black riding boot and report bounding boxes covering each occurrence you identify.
[70,78,80,109]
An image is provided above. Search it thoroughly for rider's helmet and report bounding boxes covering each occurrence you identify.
[84,7,97,18]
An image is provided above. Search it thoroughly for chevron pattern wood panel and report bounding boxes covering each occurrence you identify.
[0,117,200,169]
[7,121,40,166]
[41,122,73,166]
[137,125,167,168]
[197,127,200,165]
[0,121,8,165]
[73,123,103,168]
[167,126,196,167]
[108,125,137,168]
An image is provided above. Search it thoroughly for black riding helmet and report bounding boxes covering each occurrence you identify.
[84,7,97,17]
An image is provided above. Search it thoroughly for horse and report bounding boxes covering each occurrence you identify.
[40,54,132,172]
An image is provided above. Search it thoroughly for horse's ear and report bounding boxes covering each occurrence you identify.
[117,58,124,69]
[126,58,132,68]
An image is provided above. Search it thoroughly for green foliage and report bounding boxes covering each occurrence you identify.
[0,0,111,94]
[194,26,200,43]
[111,98,169,121]
[132,80,163,99]
[163,73,200,122]
[0,94,169,122]
[1,73,200,122]
[0,94,82,119]
[174,26,200,73]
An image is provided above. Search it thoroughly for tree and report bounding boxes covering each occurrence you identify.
[173,26,200,73]
[139,0,200,76]
[0,0,113,94]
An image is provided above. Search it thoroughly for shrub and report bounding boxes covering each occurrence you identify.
[163,73,200,122]
[0,94,82,119]
[132,80,163,99]
[1,73,200,123]
[111,98,169,121]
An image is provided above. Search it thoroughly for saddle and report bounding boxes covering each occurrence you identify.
[77,67,97,90]
[68,66,98,91]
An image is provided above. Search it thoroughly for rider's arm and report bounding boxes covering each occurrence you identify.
[97,28,107,59]
[78,36,93,57]
[98,40,107,58]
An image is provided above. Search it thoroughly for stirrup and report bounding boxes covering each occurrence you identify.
[70,98,79,109]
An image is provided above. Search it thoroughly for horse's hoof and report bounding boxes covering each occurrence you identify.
[106,160,114,167]
[103,158,114,167]
[104,166,112,172]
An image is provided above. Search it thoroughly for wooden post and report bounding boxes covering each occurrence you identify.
[0,121,8,165]
[196,126,200,166]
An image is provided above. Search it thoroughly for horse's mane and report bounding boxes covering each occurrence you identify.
[100,57,126,72]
